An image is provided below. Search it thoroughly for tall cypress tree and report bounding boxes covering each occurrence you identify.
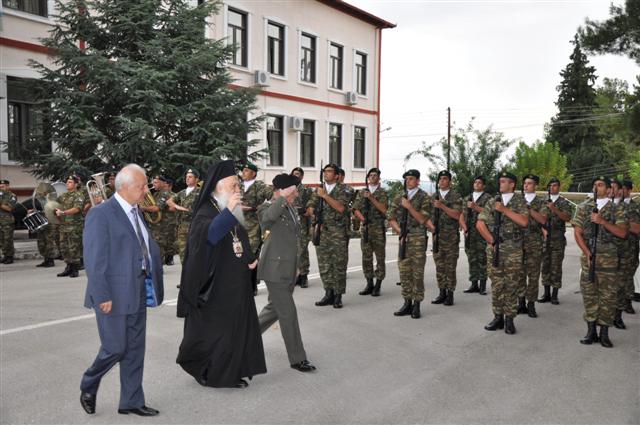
[24,0,261,180]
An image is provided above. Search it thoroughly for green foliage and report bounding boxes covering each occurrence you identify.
[21,0,262,181]
[383,179,404,203]
[508,142,573,191]
[628,150,640,189]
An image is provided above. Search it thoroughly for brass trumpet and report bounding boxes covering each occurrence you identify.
[141,183,161,224]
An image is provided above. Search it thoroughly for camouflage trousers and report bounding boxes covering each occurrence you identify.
[37,224,59,259]
[399,232,427,302]
[433,232,459,291]
[298,223,311,276]
[59,224,82,265]
[579,254,617,327]
[165,222,178,256]
[465,232,487,281]
[177,222,190,264]
[541,236,566,289]
[518,234,543,302]
[361,224,386,280]
[487,241,523,318]
[150,224,165,259]
[616,254,635,309]
[245,219,262,255]
[316,225,348,295]
[0,221,15,257]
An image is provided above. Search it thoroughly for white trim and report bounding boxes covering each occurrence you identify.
[351,124,367,171]
[297,29,318,87]
[353,48,369,99]
[224,4,252,71]
[327,39,345,92]
[264,17,288,80]
[2,4,56,25]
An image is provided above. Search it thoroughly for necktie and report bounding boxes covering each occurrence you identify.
[131,207,151,273]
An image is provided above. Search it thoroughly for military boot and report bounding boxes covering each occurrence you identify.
[538,285,551,303]
[299,274,308,288]
[57,263,72,277]
[580,321,599,345]
[69,263,79,278]
[42,258,55,267]
[431,288,446,304]
[478,280,487,295]
[359,278,374,295]
[624,299,635,314]
[393,299,413,316]
[484,314,504,331]
[333,294,343,309]
[371,279,382,297]
[78,259,84,270]
[517,297,528,315]
[315,289,334,306]
[599,326,613,348]
[550,287,559,305]
[295,274,302,286]
[464,281,479,293]
[613,310,626,330]
[411,301,421,319]
[527,301,537,318]
[504,316,516,335]
[2,256,13,264]
[443,290,454,306]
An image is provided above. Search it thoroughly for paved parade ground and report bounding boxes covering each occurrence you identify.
[1,230,639,425]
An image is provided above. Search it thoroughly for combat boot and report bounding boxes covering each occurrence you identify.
[517,297,528,315]
[624,299,635,314]
[69,263,79,278]
[431,288,446,304]
[613,310,626,330]
[36,258,48,267]
[371,279,382,297]
[359,278,374,295]
[57,263,71,277]
[44,258,55,267]
[580,321,599,345]
[393,299,413,316]
[599,326,613,348]
[411,301,421,319]
[333,294,343,309]
[443,290,454,306]
[78,259,84,270]
[2,256,13,264]
[484,314,504,331]
[550,287,559,305]
[538,285,551,303]
[464,281,479,293]
[527,301,537,318]
[295,274,302,286]
[478,280,487,295]
[315,289,334,306]
[299,275,308,288]
[504,316,516,335]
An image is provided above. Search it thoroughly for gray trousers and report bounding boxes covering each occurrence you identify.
[258,280,307,365]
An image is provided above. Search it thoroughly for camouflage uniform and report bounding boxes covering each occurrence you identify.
[172,186,201,264]
[612,200,634,311]
[624,199,640,302]
[463,192,491,282]
[293,183,313,275]
[104,185,115,199]
[37,224,59,259]
[343,185,357,239]
[149,189,171,259]
[164,190,178,259]
[307,183,350,295]
[58,191,85,266]
[388,189,431,302]
[478,193,527,318]
[519,194,549,302]
[432,190,463,291]
[541,195,574,289]
[572,199,627,327]
[0,189,17,258]
[242,180,273,256]
[353,186,389,281]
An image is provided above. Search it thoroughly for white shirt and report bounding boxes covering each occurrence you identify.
[596,198,610,210]
[472,191,483,202]
[439,189,450,198]
[614,197,622,205]
[524,193,536,204]
[407,187,419,200]
[243,179,255,192]
[114,192,151,269]
[551,194,560,203]
[501,193,514,206]
[325,183,336,193]
[624,198,631,204]
[185,186,195,196]
[367,184,379,194]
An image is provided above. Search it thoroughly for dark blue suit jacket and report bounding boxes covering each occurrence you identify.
[83,196,164,315]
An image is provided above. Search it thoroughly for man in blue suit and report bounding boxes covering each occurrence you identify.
[80,164,164,417]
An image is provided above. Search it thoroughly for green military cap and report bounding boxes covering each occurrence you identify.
[66,175,80,184]
[474,175,486,184]
[498,171,517,184]
[623,180,633,190]
[402,169,420,179]
[185,168,200,178]
[549,177,560,185]
[243,162,258,173]
[592,175,611,187]
[437,170,452,180]
[523,173,540,184]
[290,167,304,176]
[0,179,9,185]
[367,167,381,177]
[337,167,345,176]
[611,178,623,187]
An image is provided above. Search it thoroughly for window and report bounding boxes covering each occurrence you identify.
[329,43,343,90]
[300,120,315,167]
[2,0,47,17]
[354,127,366,169]
[267,21,285,76]
[6,77,49,161]
[329,123,342,166]
[300,33,316,83]
[266,115,284,167]
[355,52,367,95]
[227,8,248,67]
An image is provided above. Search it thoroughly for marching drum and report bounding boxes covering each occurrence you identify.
[23,211,49,232]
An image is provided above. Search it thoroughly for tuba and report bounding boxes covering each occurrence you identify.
[87,172,109,206]
[141,184,162,224]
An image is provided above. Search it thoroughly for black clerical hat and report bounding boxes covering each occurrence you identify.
[272,173,300,190]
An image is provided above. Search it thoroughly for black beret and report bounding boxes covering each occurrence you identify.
[523,174,540,184]
[157,175,169,183]
[0,179,9,185]
[623,180,633,190]
[290,167,304,176]
[437,170,452,180]
[272,173,300,190]
[549,177,560,185]
[611,178,623,187]
[473,176,486,184]
[337,168,345,176]
[402,169,420,179]
[66,175,79,184]
[323,163,339,172]
[185,168,200,178]
[367,167,381,177]
[243,162,258,173]
[498,171,517,184]
[592,176,611,187]
[165,177,175,186]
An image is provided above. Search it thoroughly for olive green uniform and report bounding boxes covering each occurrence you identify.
[0,189,17,258]
[57,191,85,266]
[353,186,389,281]
[172,186,201,263]
[432,190,463,291]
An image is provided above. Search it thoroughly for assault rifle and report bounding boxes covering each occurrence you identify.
[588,188,599,283]
[433,190,441,254]
[492,193,502,267]
[398,179,409,260]
[464,190,473,249]
[545,185,552,263]
[312,161,324,246]
[362,188,371,244]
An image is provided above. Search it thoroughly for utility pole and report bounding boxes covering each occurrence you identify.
[447,107,451,171]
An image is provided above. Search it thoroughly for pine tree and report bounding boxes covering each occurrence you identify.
[23,0,261,180]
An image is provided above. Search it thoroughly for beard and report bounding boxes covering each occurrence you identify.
[213,191,245,227]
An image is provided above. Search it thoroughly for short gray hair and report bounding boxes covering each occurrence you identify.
[115,164,147,191]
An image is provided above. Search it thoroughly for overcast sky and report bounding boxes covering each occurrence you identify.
[348,0,639,180]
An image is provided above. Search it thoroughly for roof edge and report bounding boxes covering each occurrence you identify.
[316,0,396,29]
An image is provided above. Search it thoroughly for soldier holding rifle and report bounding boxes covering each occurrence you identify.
[460,176,491,295]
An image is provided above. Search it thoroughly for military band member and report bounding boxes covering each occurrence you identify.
[55,176,85,278]
[30,183,60,267]
[610,179,634,330]
[353,167,388,297]
[539,177,574,305]
[168,169,201,264]
[517,174,548,318]
[0,179,17,264]
[477,172,529,335]
[141,175,171,260]
[388,169,431,319]
[573,176,628,348]
[460,176,491,295]
[430,170,462,306]
[291,167,312,288]
[622,180,639,309]
[103,172,116,199]
[307,163,350,309]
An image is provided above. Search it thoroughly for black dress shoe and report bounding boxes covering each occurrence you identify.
[291,360,316,372]
[118,405,160,416]
[233,379,249,388]
[80,392,96,414]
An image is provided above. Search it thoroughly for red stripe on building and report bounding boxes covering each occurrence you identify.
[0,37,52,55]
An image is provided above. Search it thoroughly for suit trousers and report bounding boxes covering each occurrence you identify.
[258,279,306,365]
[80,274,147,409]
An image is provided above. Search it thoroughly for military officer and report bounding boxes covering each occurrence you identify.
[353,167,389,297]
[291,167,313,288]
[476,172,529,335]
[622,180,639,310]
[430,170,463,306]
[573,176,628,348]
[168,169,201,264]
[388,169,432,319]
[307,163,350,308]
[539,177,574,305]
[103,172,116,199]
[0,179,17,264]
[55,176,85,278]
[460,176,491,295]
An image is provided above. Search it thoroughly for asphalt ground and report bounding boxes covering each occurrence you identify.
[1,229,639,425]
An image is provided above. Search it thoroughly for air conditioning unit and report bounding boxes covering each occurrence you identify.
[345,91,358,105]
[254,70,270,87]
[288,116,304,132]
